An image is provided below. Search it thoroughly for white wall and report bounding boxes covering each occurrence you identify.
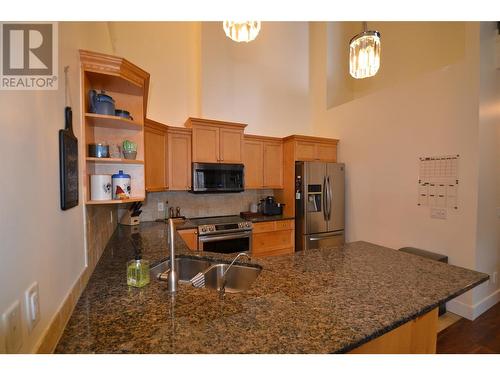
[473,22,500,315]
[107,22,201,126]
[312,22,499,317]
[200,22,311,137]
[107,21,312,137]
[0,22,112,353]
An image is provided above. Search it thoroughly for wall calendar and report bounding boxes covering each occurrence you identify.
[418,155,459,209]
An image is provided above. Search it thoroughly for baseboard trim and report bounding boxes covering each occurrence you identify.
[33,266,90,353]
[447,288,500,321]
[473,288,500,319]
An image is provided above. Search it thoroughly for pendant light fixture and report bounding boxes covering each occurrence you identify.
[349,22,381,79]
[223,21,261,43]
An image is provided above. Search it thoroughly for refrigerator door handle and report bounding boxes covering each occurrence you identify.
[322,176,327,221]
[327,176,332,220]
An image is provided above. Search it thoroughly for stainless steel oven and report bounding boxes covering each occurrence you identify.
[190,215,253,254]
[198,230,252,254]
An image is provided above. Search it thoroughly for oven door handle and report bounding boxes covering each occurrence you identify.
[198,231,252,243]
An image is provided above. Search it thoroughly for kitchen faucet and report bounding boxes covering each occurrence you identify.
[219,252,251,299]
[166,218,178,293]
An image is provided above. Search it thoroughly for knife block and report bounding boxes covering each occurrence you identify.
[120,210,140,226]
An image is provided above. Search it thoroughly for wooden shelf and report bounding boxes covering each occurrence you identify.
[85,113,143,130]
[86,157,144,165]
[81,50,149,207]
[86,197,144,205]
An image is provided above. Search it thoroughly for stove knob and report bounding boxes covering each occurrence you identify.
[201,227,207,232]
[209,226,215,232]
[245,222,251,228]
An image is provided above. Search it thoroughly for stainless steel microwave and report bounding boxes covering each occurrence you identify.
[191,163,244,193]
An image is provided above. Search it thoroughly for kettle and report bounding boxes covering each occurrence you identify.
[89,90,116,115]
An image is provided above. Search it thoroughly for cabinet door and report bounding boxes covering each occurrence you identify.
[168,132,192,190]
[243,139,264,189]
[263,141,283,188]
[316,143,337,162]
[295,141,316,161]
[178,229,198,251]
[144,127,168,191]
[192,125,219,163]
[219,128,243,163]
[252,220,294,257]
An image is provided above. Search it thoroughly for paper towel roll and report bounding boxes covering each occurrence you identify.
[90,175,112,201]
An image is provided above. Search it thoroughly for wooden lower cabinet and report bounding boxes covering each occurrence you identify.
[349,308,438,354]
[252,219,294,257]
[178,228,198,251]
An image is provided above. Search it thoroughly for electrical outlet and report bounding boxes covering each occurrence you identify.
[24,282,40,333]
[158,202,164,211]
[2,300,23,353]
[430,208,447,220]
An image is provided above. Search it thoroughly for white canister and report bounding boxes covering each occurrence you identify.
[112,170,131,199]
[90,175,112,201]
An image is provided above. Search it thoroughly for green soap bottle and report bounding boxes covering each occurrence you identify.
[127,253,150,288]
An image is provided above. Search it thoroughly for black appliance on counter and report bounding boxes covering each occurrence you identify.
[260,196,285,216]
[191,162,244,193]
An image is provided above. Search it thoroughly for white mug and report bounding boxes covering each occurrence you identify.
[90,175,112,201]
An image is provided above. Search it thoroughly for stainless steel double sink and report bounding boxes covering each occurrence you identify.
[150,256,262,293]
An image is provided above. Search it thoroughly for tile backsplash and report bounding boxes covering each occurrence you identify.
[138,190,276,221]
[86,205,118,269]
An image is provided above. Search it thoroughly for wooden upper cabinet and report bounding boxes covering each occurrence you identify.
[289,136,338,162]
[263,140,283,188]
[220,128,243,163]
[243,135,283,189]
[168,128,192,190]
[295,141,317,161]
[185,117,246,163]
[315,143,337,162]
[191,125,220,163]
[144,119,168,192]
[243,138,264,189]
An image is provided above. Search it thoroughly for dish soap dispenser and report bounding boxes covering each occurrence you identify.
[127,251,150,288]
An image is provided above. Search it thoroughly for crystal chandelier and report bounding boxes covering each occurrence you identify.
[349,22,381,79]
[223,21,261,43]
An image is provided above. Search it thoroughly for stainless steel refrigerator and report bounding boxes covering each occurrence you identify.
[295,161,345,251]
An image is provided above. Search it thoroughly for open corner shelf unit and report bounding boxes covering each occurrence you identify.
[80,50,150,205]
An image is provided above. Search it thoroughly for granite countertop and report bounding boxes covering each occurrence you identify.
[55,222,488,354]
[242,214,295,223]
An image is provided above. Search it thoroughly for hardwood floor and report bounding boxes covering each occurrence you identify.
[436,302,500,354]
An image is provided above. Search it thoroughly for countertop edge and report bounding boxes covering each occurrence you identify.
[333,274,489,353]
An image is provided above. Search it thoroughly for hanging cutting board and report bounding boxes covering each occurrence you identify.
[59,106,79,210]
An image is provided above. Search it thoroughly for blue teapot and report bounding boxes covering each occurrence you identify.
[89,90,115,115]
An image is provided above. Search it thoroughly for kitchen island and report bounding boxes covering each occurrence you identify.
[55,222,487,353]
